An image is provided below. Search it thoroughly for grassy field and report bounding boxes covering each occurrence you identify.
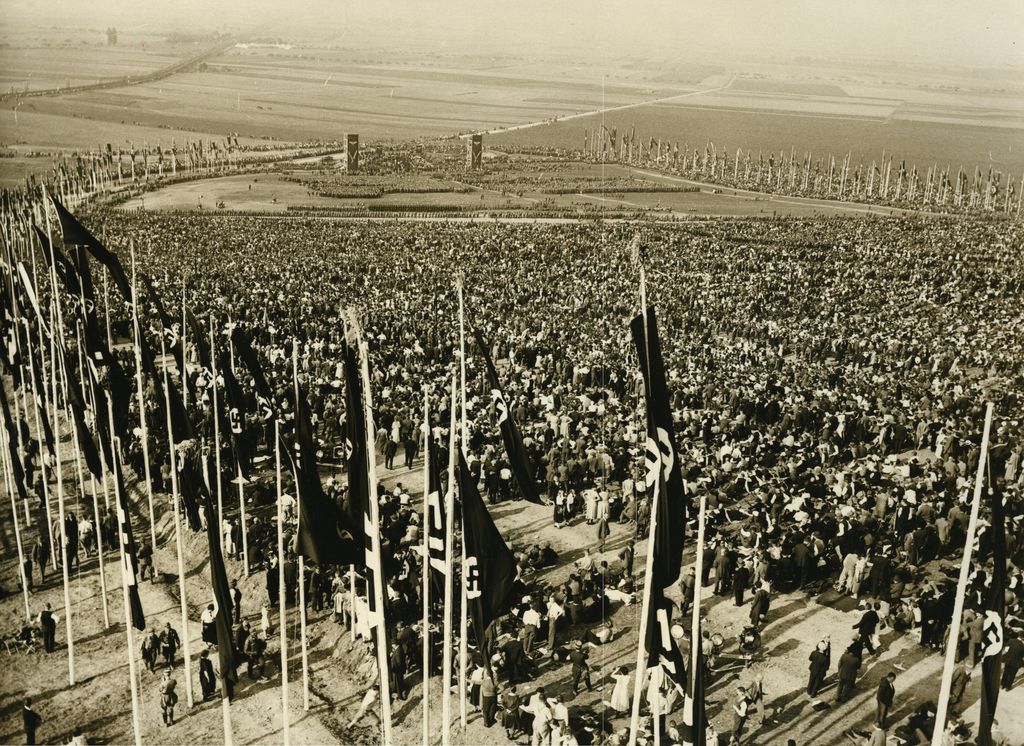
[490,100,1024,175]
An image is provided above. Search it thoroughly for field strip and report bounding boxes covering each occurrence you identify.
[470,75,736,137]
[1,38,236,101]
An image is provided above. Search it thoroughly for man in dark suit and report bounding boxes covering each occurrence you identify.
[853,602,881,654]
[569,642,592,695]
[199,649,216,700]
[733,560,751,607]
[875,672,896,727]
[23,699,41,745]
[836,645,861,702]
[807,639,831,698]
[793,538,812,589]
[38,604,56,653]
[1003,631,1024,690]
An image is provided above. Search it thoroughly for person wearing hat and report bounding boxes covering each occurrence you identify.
[807,638,831,699]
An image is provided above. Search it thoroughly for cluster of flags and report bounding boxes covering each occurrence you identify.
[582,127,1024,215]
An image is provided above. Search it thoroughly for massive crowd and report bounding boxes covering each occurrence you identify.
[9,209,1024,744]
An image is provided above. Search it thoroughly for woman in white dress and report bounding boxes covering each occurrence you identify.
[607,665,631,714]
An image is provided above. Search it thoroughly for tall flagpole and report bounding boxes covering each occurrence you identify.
[442,378,457,746]
[48,304,75,686]
[1,431,32,621]
[129,244,158,575]
[932,402,994,746]
[292,343,310,711]
[110,433,143,746]
[629,264,657,746]
[161,332,194,709]
[228,337,249,576]
[210,321,224,548]
[457,278,468,732]
[275,421,290,746]
[356,329,394,745]
[689,492,708,738]
[421,387,431,746]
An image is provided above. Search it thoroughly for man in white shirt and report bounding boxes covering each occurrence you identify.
[545,596,564,652]
[521,605,542,654]
[522,688,552,746]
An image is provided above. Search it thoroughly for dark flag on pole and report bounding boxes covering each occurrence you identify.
[459,453,517,654]
[112,450,146,630]
[471,329,542,504]
[979,479,1007,746]
[141,275,186,388]
[218,350,252,482]
[0,375,30,505]
[341,332,369,569]
[289,385,360,566]
[630,306,687,585]
[425,413,447,597]
[230,326,276,422]
[201,485,239,697]
[49,196,131,301]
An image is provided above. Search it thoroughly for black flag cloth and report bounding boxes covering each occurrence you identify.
[980,479,1006,746]
[201,485,239,698]
[630,306,687,585]
[218,350,252,482]
[425,416,447,597]
[472,329,542,504]
[230,326,276,422]
[459,453,517,653]
[112,452,146,630]
[290,387,360,566]
[341,335,370,567]
[0,375,29,505]
[50,196,131,301]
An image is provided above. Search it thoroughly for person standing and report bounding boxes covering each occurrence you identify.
[875,672,896,727]
[521,603,541,655]
[853,602,881,654]
[480,668,498,727]
[199,649,216,701]
[160,668,179,726]
[1002,631,1024,690]
[731,686,749,745]
[807,639,831,699]
[23,699,41,745]
[160,622,181,667]
[31,538,47,586]
[749,582,770,626]
[607,665,631,714]
[201,602,218,645]
[230,580,243,625]
[733,560,751,607]
[836,645,861,702]
[545,595,564,653]
[38,604,56,653]
[569,642,592,695]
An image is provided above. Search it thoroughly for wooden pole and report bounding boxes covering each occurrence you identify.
[48,305,75,686]
[228,338,249,576]
[110,436,143,746]
[89,472,110,629]
[628,475,660,746]
[292,344,310,711]
[932,402,994,745]
[630,266,656,746]
[421,388,431,746]
[275,421,290,746]
[1,431,32,621]
[349,564,356,641]
[357,332,394,745]
[457,279,468,732]
[130,245,159,575]
[161,332,193,709]
[442,378,457,746]
[209,321,224,549]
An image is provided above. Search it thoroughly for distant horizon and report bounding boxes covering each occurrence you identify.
[1,0,1022,72]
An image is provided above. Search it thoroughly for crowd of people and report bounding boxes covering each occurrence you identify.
[7,207,1024,744]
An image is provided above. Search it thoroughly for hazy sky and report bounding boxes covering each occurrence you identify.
[3,0,1022,68]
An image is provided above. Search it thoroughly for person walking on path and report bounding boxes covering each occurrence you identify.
[23,699,41,745]
[875,672,896,728]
